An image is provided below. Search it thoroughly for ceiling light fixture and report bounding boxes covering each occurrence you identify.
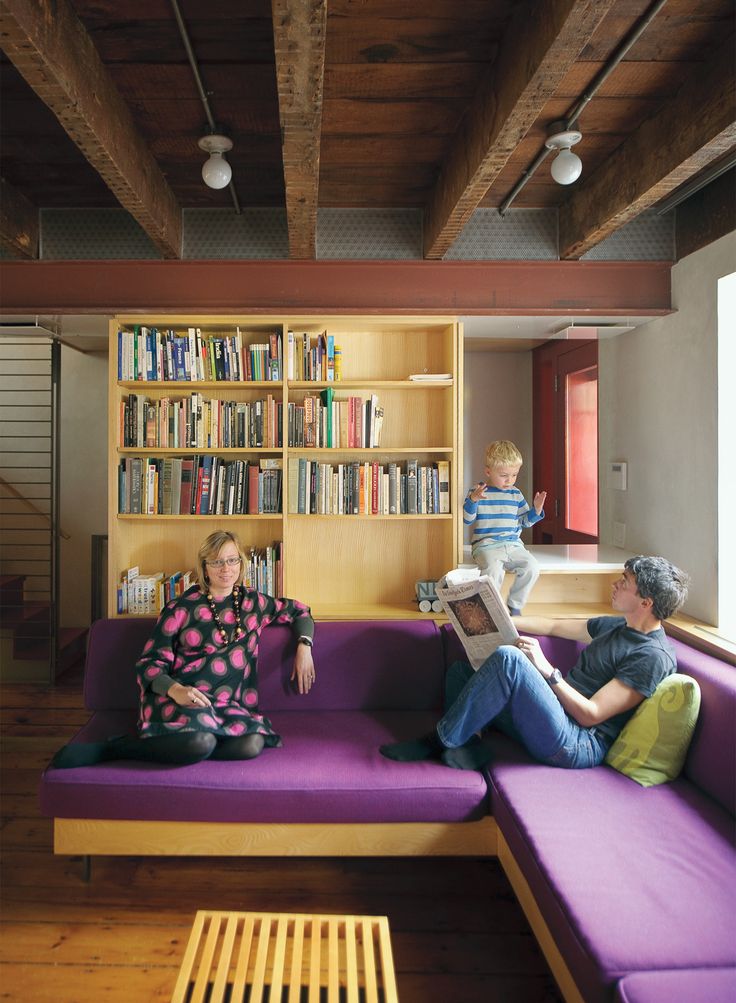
[545,122,583,186]
[198,134,233,190]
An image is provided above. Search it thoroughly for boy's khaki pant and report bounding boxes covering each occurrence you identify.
[471,540,540,612]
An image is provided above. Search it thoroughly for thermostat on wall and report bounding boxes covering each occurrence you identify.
[610,461,627,490]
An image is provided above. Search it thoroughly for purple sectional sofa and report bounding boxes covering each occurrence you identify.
[442,625,736,1003]
[41,617,735,1002]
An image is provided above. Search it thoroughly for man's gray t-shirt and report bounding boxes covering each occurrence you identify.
[566,616,677,743]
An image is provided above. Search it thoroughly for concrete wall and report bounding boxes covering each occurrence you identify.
[462,349,533,525]
[59,347,107,627]
[598,230,735,622]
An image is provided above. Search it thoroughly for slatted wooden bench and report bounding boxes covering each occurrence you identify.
[171,909,399,1003]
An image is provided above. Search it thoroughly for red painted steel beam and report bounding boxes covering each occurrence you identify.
[0,259,671,315]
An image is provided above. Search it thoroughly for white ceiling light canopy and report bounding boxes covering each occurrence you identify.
[198,133,233,190]
[545,121,583,186]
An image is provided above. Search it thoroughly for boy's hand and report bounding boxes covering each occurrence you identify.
[469,481,486,502]
[533,490,547,514]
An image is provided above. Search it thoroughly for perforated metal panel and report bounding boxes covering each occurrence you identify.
[445,208,558,260]
[582,210,674,260]
[184,208,289,259]
[41,208,161,260]
[317,209,422,259]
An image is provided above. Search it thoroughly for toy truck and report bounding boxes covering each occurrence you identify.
[415,580,443,614]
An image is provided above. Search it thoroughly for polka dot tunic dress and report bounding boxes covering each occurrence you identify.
[135,585,312,745]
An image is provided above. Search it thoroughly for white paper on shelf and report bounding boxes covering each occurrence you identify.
[408,373,452,381]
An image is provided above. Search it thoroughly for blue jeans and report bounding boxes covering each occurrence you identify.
[437,647,610,769]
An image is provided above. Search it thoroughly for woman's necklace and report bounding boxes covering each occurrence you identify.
[206,586,244,646]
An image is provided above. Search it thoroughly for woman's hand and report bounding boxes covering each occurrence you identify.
[292,644,315,694]
[516,636,554,680]
[167,682,212,708]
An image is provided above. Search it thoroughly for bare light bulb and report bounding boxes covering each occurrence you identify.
[198,134,234,190]
[202,152,232,189]
[550,147,583,186]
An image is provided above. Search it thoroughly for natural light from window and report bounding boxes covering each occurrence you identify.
[718,270,735,643]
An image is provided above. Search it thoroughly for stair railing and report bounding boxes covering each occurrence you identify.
[0,336,61,682]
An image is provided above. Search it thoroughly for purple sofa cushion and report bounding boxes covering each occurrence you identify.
[258,619,444,712]
[668,637,736,815]
[84,618,444,713]
[488,737,736,1003]
[40,709,488,824]
[614,969,736,1003]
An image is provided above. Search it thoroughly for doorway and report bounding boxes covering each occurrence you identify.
[532,339,599,544]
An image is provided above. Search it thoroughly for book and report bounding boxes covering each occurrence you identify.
[406,458,418,514]
[437,460,450,513]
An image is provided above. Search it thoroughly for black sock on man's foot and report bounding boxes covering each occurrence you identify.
[441,739,493,771]
[379,732,444,762]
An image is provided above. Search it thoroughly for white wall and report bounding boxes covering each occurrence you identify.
[599,230,735,621]
[462,348,533,513]
[59,346,107,627]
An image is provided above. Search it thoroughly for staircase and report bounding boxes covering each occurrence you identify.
[0,574,87,682]
[0,335,88,682]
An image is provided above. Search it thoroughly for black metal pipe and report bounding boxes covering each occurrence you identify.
[498,0,670,216]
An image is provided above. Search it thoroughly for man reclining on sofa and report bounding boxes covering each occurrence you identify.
[380,555,690,771]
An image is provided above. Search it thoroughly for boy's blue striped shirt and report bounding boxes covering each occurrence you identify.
[463,485,543,544]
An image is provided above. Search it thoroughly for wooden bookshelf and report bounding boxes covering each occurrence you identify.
[108,315,462,618]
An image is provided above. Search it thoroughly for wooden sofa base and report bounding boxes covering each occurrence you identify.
[54,816,498,858]
[498,831,584,1003]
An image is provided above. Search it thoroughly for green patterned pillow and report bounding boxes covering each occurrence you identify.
[605,673,701,787]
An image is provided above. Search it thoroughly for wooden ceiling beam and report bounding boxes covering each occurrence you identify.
[272,0,327,260]
[0,0,182,259]
[0,176,38,258]
[559,34,736,260]
[422,0,616,260]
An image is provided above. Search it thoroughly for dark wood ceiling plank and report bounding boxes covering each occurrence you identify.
[423,0,617,259]
[272,0,327,259]
[0,0,182,257]
[0,176,38,258]
[559,33,736,259]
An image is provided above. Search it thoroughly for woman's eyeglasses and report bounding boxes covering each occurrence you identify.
[206,557,242,569]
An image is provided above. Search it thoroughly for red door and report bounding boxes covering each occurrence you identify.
[533,339,599,544]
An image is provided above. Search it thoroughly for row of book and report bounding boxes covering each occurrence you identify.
[286,331,341,382]
[287,458,450,515]
[118,456,282,516]
[117,544,283,614]
[287,390,382,448]
[118,328,283,383]
[120,393,282,449]
[118,390,383,451]
[117,567,195,614]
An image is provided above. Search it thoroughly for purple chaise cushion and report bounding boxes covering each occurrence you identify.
[614,968,736,1003]
[40,708,488,823]
[488,736,736,1003]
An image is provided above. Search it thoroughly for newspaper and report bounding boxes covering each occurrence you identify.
[436,567,519,669]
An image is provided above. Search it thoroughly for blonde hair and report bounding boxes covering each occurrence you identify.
[485,440,523,469]
[196,530,246,593]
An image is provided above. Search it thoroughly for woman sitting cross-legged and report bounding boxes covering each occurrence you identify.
[51,530,315,768]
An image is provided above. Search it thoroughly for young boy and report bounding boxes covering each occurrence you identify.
[463,440,546,615]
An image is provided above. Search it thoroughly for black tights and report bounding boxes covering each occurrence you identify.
[51,732,265,769]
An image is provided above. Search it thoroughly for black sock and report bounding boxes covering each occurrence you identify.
[379,731,445,762]
[441,737,493,771]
